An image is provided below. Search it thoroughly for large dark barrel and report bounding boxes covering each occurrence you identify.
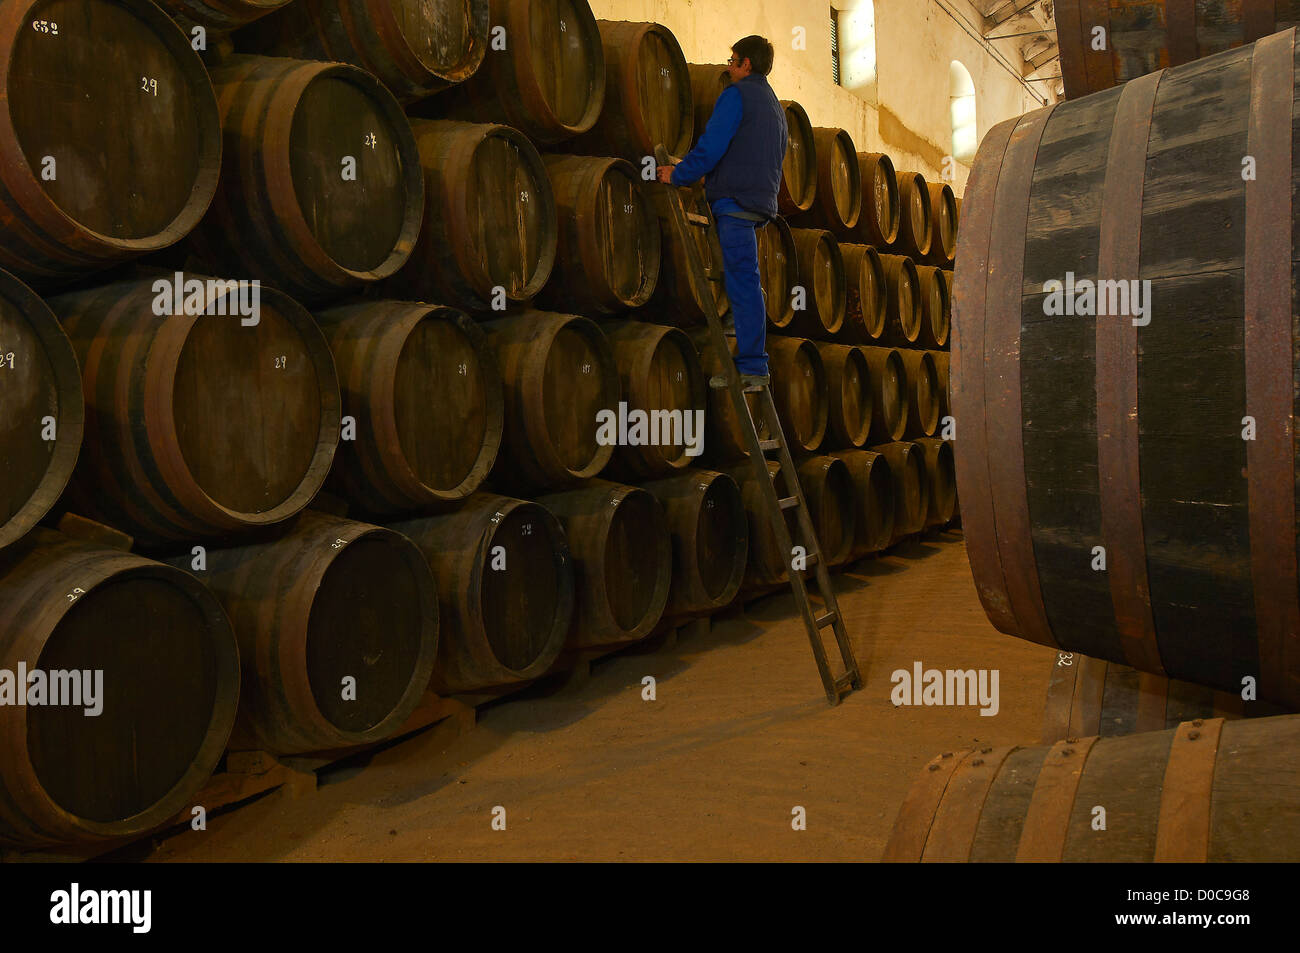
[925,182,958,268]
[860,346,908,443]
[378,120,556,311]
[1055,0,1300,99]
[193,512,437,755]
[899,348,939,439]
[643,187,728,326]
[726,459,790,587]
[484,310,618,490]
[1040,651,1284,745]
[757,216,797,330]
[953,31,1300,709]
[691,331,769,464]
[915,264,951,349]
[429,0,604,142]
[878,253,921,346]
[855,152,900,246]
[0,529,238,848]
[0,274,83,551]
[796,455,856,567]
[828,448,895,558]
[602,320,707,480]
[840,244,887,344]
[537,155,659,314]
[790,127,861,235]
[237,0,488,103]
[569,20,692,161]
[932,350,950,422]
[788,228,846,339]
[769,335,828,452]
[158,0,288,32]
[186,55,424,302]
[871,441,927,542]
[779,100,818,215]
[53,276,342,547]
[885,714,1300,862]
[642,469,748,616]
[538,480,672,647]
[914,437,955,527]
[892,170,932,259]
[314,301,503,515]
[0,0,220,284]
[392,494,573,694]
[816,343,872,450]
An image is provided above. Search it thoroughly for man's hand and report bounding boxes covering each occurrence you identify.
[656,162,677,184]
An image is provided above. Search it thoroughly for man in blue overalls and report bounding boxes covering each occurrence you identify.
[657,35,788,387]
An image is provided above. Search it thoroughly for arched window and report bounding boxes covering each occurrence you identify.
[950,60,977,162]
[836,0,877,105]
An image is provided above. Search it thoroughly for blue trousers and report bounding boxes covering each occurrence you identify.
[715,213,769,376]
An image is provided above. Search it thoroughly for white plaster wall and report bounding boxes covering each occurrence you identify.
[586,0,1046,195]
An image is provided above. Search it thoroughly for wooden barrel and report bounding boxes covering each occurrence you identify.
[194,512,438,755]
[796,455,856,567]
[879,253,921,346]
[186,55,424,302]
[840,244,887,344]
[856,152,900,246]
[899,349,939,439]
[828,449,895,558]
[52,276,342,547]
[538,480,672,647]
[1039,651,1285,745]
[378,120,556,311]
[788,228,846,339]
[0,0,221,284]
[688,63,730,137]
[932,350,950,422]
[780,100,818,215]
[484,311,618,490]
[860,346,908,443]
[392,494,573,694]
[757,216,798,330]
[0,529,238,847]
[915,265,951,350]
[0,274,83,551]
[913,437,955,527]
[871,441,927,541]
[237,0,488,103]
[536,155,659,314]
[790,127,861,236]
[892,171,932,259]
[884,713,1300,862]
[726,459,789,587]
[691,330,769,464]
[642,187,728,326]
[953,32,1300,709]
[158,0,288,32]
[602,320,707,480]
[569,20,692,161]
[925,182,958,267]
[815,343,873,450]
[769,336,828,453]
[1055,0,1300,99]
[314,301,504,515]
[642,469,748,616]
[430,0,604,142]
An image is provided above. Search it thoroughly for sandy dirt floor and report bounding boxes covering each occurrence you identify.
[144,532,1057,862]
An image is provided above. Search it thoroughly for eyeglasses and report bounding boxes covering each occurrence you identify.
[727,55,740,66]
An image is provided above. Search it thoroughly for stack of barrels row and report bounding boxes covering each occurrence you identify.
[683,64,962,592]
[887,16,1300,862]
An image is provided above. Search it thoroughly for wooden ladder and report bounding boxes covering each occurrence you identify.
[651,176,863,706]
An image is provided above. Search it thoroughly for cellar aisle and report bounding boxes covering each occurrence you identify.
[149,534,1055,862]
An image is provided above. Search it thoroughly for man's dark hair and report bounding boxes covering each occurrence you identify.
[732,35,775,75]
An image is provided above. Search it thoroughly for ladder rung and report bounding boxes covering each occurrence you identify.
[758,438,781,452]
[686,212,710,226]
[815,610,838,629]
[743,384,766,393]
[802,552,819,568]
[779,496,800,510]
[834,672,856,694]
